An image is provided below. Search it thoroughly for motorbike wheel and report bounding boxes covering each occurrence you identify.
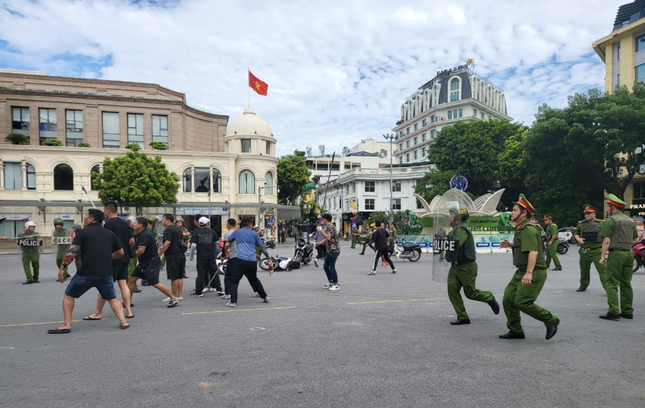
[557,244,568,255]
[408,249,421,262]
[258,258,271,271]
[635,258,641,273]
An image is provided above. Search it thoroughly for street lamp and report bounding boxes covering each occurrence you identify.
[383,133,395,225]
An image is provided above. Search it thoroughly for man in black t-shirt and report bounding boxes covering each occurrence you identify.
[189,217,223,296]
[367,220,396,275]
[159,213,185,301]
[48,209,129,334]
[85,201,136,320]
[128,217,179,308]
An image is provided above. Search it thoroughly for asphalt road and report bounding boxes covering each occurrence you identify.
[1,242,644,408]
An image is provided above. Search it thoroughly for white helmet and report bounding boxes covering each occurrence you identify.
[125,215,136,223]
[279,260,289,270]
[25,221,36,228]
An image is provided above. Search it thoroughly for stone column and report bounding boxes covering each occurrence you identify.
[0,161,4,190]
[209,166,214,193]
[21,160,27,190]
[191,166,195,195]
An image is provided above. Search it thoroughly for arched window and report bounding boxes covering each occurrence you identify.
[183,168,192,192]
[54,164,74,191]
[194,167,210,192]
[264,172,273,195]
[91,165,101,190]
[450,78,460,102]
[239,170,255,194]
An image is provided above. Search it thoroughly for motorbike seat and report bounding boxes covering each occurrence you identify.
[403,244,421,250]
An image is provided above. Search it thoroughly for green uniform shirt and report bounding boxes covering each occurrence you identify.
[514,219,546,271]
[545,224,558,242]
[17,231,41,252]
[599,211,638,245]
[574,220,604,250]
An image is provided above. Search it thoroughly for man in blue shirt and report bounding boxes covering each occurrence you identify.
[224,218,272,307]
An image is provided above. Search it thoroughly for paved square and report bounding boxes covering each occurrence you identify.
[1,242,643,408]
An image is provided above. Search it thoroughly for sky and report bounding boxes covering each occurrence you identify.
[0,0,622,156]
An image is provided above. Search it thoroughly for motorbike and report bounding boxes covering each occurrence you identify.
[216,259,227,276]
[633,238,645,273]
[258,256,297,271]
[390,239,422,262]
[556,240,569,255]
[293,238,314,265]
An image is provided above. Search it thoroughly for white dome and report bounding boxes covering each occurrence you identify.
[225,106,273,138]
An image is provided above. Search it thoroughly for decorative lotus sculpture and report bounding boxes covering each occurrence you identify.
[414,188,505,217]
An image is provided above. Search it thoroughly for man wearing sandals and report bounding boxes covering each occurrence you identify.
[48,209,130,334]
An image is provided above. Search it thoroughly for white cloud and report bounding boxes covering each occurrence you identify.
[0,0,623,155]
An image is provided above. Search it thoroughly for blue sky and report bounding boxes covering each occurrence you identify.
[0,0,622,156]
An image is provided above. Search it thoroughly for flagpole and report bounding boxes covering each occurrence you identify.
[248,68,250,107]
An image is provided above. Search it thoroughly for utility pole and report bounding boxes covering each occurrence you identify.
[383,133,395,225]
[258,185,265,231]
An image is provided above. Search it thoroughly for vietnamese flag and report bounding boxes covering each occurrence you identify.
[249,71,268,96]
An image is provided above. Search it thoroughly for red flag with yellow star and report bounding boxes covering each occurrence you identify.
[249,71,268,96]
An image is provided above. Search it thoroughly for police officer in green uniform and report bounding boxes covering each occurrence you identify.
[17,221,42,284]
[499,194,559,340]
[71,224,82,270]
[52,218,72,280]
[574,205,607,292]
[543,215,562,271]
[446,205,499,325]
[599,194,639,320]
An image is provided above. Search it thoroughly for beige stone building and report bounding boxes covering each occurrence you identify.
[0,70,288,243]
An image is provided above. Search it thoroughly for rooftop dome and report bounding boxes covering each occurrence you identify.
[225,106,273,138]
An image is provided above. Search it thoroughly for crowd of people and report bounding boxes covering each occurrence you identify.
[8,192,639,340]
[34,202,273,334]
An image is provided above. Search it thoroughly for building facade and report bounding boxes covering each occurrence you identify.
[319,165,432,234]
[392,64,511,165]
[592,2,645,219]
[0,70,284,243]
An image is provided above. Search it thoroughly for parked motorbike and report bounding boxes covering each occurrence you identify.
[633,238,645,273]
[391,239,422,262]
[556,241,569,255]
[293,238,314,265]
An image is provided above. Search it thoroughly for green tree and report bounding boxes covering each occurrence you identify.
[365,211,388,226]
[91,144,179,215]
[318,144,326,156]
[5,133,29,145]
[294,149,306,157]
[378,148,388,158]
[520,85,645,226]
[77,142,91,147]
[342,146,350,156]
[429,120,522,196]
[305,146,313,157]
[496,128,530,210]
[42,139,64,146]
[149,141,168,150]
[277,153,311,205]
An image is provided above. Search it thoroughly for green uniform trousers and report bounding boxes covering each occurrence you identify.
[605,250,634,315]
[545,243,561,269]
[350,235,359,249]
[22,251,40,280]
[579,247,607,290]
[502,269,558,334]
[56,256,72,278]
[447,262,494,320]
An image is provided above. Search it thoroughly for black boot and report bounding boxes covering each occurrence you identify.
[499,331,525,339]
[488,298,500,315]
[22,279,34,285]
[546,318,559,340]
[576,287,586,292]
[619,313,633,319]
[599,313,620,321]
[553,266,562,271]
[450,319,470,325]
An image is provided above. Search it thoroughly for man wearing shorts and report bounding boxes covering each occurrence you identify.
[85,201,135,320]
[159,214,185,301]
[128,217,179,308]
[48,209,129,334]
